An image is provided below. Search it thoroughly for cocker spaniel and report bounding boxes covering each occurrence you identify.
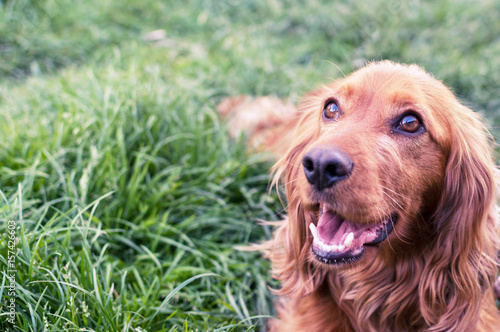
[218,61,500,331]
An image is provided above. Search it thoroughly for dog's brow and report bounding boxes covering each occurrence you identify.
[389,91,420,107]
[340,83,355,97]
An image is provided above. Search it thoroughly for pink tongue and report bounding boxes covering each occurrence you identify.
[317,210,344,244]
[317,210,368,245]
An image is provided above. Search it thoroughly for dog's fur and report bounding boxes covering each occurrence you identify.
[218,61,500,331]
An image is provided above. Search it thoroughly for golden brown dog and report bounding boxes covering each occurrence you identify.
[219,61,500,331]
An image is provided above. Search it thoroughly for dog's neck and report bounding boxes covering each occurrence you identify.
[325,252,427,331]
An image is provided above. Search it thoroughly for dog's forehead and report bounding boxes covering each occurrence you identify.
[338,68,424,109]
[331,79,418,122]
[328,66,449,141]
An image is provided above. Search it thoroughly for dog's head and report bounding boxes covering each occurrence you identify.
[272,62,498,311]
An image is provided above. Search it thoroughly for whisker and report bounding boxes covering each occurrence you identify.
[381,190,404,211]
[380,185,407,199]
[283,160,301,168]
[281,178,298,187]
[322,60,346,78]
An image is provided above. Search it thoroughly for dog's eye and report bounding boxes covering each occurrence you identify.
[398,114,422,133]
[323,101,340,121]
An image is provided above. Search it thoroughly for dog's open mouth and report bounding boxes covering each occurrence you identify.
[310,205,397,264]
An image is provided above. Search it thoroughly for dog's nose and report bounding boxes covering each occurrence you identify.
[302,147,353,191]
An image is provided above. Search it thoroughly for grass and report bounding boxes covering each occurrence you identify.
[0,0,499,331]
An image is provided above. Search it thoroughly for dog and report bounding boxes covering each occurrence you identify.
[218,61,500,331]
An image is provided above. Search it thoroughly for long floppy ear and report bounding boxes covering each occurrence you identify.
[420,104,499,331]
[267,89,328,297]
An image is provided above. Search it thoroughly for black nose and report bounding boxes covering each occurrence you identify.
[302,147,353,191]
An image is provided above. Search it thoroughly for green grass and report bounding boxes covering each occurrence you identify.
[0,0,499,331]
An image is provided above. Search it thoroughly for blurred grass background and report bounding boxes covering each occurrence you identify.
[0,0,499,331]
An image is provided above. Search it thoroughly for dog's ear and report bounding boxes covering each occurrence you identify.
[420,103,499,330]
[268,88,328,297]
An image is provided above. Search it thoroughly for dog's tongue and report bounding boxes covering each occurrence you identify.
[316,209,367,245]
[317,210,344,244]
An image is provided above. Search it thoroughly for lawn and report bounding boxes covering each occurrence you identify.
[0,0,499,331]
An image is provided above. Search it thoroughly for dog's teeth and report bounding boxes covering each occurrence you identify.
[344,232,354,247]
[331,244,338,251]
[338,244,345,251]
[352,248,363,255]
[309,223,318,240]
